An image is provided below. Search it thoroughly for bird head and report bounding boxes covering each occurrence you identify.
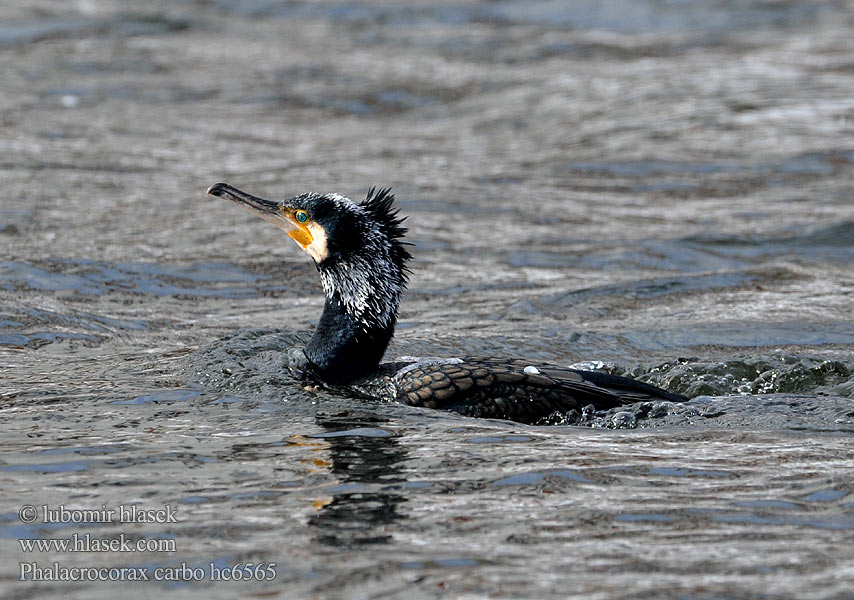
[206,183,411,332]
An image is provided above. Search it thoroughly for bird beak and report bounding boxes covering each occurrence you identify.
[206,182,312,246]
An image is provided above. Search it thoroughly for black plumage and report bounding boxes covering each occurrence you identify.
[207,183,688,424]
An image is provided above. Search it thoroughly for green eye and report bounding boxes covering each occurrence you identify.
[296,210,309,223]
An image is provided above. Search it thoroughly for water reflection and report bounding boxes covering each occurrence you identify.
[307,415,407,547]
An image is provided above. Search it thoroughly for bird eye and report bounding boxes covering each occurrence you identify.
[295,210,309,224]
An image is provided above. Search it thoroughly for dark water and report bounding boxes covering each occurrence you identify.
[2,1,854,598]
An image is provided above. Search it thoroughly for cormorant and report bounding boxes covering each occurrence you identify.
[206,183,687,424]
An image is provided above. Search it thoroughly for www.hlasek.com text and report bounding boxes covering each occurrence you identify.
[20,533,175,553]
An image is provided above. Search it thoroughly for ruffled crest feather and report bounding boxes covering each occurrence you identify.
[361,187,413,282]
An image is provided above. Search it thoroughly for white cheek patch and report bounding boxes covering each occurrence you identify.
[304,221,330,263]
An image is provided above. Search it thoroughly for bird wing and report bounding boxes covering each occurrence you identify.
[388,357,648,424]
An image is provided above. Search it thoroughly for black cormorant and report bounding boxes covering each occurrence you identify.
[206,183,687,424]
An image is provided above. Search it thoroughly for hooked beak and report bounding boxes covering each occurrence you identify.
[206,182,312,247]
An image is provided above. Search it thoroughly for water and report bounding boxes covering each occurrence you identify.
[2,1,854,598]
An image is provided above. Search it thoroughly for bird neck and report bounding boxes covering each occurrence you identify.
[304,290,397,385]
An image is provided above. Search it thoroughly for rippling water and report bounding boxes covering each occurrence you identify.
[2,1,854,598]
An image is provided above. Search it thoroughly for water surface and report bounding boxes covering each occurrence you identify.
[2,1,853,598]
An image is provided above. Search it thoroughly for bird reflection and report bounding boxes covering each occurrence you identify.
[307,412,407,546]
